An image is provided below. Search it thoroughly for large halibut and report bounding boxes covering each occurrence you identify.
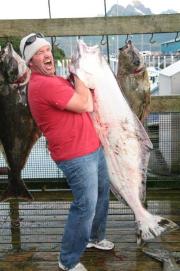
[70,40,179,243]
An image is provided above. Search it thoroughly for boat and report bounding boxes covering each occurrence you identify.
[147,66,160,95]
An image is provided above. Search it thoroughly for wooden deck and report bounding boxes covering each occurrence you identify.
[0,188,179,271]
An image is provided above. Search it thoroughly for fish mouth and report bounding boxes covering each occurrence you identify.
[14,68,31,87]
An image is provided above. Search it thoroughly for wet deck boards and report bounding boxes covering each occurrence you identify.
[0,188,179,271]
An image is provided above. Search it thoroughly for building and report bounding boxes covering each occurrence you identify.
[158,61,180,173]
[159,60,180,94]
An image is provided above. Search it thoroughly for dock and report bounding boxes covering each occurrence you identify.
[0,188,179,271]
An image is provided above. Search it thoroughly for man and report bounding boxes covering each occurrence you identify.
[20,33,114,271]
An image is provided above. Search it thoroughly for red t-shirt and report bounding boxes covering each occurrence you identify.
[28,73,100,161]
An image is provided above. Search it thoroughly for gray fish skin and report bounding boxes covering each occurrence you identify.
[143,248,180,271]
[0,43,41,201]
[117,40,150,122]
[70,39,179,243]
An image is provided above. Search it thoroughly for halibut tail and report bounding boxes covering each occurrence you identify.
[0,179,33,201]
[136,212,179,245]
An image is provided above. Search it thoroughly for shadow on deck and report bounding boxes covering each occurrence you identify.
[0,188,179,271]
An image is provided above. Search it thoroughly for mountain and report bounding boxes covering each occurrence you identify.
[107,1,177,16]
[161,9,178,14]
[56,1,179,57]
[132,0,152,14]
[97,1,178,52]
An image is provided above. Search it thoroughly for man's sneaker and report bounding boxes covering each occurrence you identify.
[58,261,87,271]
[86,239,114,250]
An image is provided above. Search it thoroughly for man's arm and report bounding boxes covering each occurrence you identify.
[65,76,93,113]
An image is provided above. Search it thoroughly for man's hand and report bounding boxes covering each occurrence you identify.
[65,75,94,113]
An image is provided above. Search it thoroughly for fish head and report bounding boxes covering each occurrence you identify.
[69,39,102,89]
[0,42,19,83]
[0,42,29,84]
[118,40,144,73]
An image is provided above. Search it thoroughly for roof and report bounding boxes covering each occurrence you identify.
[161,37,180,45]
[159,60,180,76]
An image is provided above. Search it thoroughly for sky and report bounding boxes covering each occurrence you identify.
[0,0,179,19]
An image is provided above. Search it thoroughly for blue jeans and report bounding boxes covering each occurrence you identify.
[56,147,110,269]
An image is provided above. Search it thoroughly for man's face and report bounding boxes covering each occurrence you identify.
[29,45,55,76]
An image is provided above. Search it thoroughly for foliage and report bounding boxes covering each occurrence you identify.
[0,37,21,54]
[51,43,65,60]
[0,37,66,61]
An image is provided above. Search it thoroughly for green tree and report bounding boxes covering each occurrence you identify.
[52,43,66,60]
[0,37,66,61]
[0,37,21,54]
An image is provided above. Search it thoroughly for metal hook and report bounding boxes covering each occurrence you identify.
[149,33,155,44]
[52,36,56,46]
[100,35,106,45]
[125,34,129,43]
[175,32,179,42]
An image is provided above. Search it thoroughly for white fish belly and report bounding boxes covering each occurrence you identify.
[71,39,179,241]
[91,57,152,212]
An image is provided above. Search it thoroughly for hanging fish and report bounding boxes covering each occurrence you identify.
[0,43,41,201]
[117,40,150,122]
[69,40,179,244]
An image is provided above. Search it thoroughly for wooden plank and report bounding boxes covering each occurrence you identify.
[0,14,180,37]
[0,262,162,271]
[0,189,179,271]
[150,95,180,113]
[0,186,180,202]
[1,250,175,263]
[0,241,180,253]
[0,229,179,244]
